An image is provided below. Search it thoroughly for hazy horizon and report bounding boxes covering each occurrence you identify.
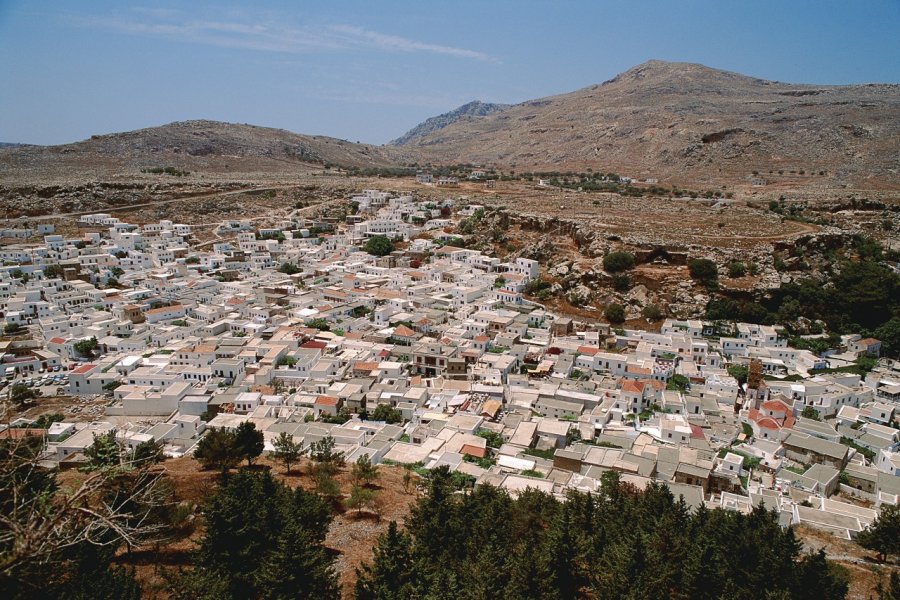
[2,0,899,146]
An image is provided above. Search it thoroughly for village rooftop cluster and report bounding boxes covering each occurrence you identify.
[2,188,899,540]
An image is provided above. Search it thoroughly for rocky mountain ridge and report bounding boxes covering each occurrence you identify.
[401,60,900,187]
[389,100,511,146]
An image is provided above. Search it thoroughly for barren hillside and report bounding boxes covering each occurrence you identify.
[0,120,410,184]
[399,60,900,188]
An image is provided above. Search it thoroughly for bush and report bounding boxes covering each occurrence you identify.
[642,304,664,321]
[278,262,300,275]
[603,251,635,273]
[604,303,625,324]
[364,235,395,257]
[728,364,749,385]
[612,274,631,291]
[306,318,330,331]
[370,404,403,424]
[73,336,98,356]
[728,261,747,278]
[688,258,718,286]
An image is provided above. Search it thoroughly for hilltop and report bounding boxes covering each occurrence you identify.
[390,100,511,146]
[401,60,900,188]
[2,61,898,191]
[0,120,410,185]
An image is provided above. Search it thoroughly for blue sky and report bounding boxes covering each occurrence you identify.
[1,0,898,145]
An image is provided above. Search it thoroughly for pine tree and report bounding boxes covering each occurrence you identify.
[271,431,303,474]
[352,453,379,487]
[791,550,849,600]
[504,528,554,600]
[233,421,264,466]
[193,470,335,598]
[309,435,345,476]
[355,521,415,600]
[858,504,900,562]
[346,484,377,515]
[599,532,651,600]
[193,427,240,474]
[132,439,164,465]
[547,504,581,600]
[256,521,339,600]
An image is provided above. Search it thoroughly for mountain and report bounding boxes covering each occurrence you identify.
[401,60,900,187]
[0,120,409,183]
[0,142,29,149]
[390,101,510,146]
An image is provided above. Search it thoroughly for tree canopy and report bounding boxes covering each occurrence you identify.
[194,428,241,473]
[181,470,338,599]
[857,504,900,562]
[355,467,849,600]
[233,422,264,467]
[364,235,395,257]
[370,403,403,424]
[74,336,99,357]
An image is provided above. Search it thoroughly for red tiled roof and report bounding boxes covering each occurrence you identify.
[460,444,487,459]
[393,325,416,337]
[646,380,666,392]
[300,341,326,350]
[315,395,339,406]
[49,337,66,344]
[577,346,599,356]
[756,417,781,431]
[621,380,645,394]
[71,363,97,375]
[761,400,790,413]
[0,428,46,440]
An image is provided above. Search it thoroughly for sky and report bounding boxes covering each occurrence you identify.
[1,0,899,146]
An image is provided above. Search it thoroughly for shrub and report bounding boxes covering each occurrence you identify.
[728,261,747,278]
[604,303,625,324]
[603,251,635,273]
[364,235,395,257]
[612,274,631,291]
[642,304,664,321]
[688,258,718,287]
[278,262,300,275]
